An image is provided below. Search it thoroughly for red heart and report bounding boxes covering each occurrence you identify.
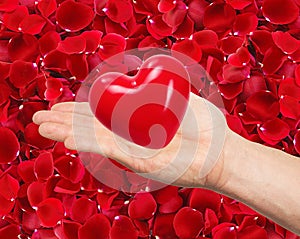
[88,55,190,149]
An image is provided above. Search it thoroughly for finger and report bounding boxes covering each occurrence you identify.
[51,102,93,116]
[38,122,71,142]
[33,110,73,125]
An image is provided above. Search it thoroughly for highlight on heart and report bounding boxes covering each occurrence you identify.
[73,47,227,193]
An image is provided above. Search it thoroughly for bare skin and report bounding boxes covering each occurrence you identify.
[33,93,300,235]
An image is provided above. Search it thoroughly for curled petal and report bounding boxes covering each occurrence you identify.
[222,64,250,83]
[43,50,68,70]
[172,15,194,39]
[279,95,300,119]
[37,198,65,227]
[56,0,94,32]
[17,161,36,183]
[45,77,63,101]
[219,82,244,100]
[158,0,176,13]
[98,33,126,61]
[0,127,19,164]
[262,0,298,24]
[226,0,252,10]
[220,36,244,55]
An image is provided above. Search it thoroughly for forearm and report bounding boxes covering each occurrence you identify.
[217,131,300,234]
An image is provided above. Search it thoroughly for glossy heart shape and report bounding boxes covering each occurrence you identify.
[88,55,190,149]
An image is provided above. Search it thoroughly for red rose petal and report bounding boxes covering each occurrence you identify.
[70,197,97,224]
[37,198,65,227]
[172,39,202,65]
[81,30,103,53]
[98,33,126,61]
[0,127,19,164]
[295,64,300,86]
[153,214,177,238]
[203,3,236,32]
[222,64,250,83]
[158,0,176,12]
[242,75,267,100]
[17,161,36,183]
[204,208,219,234]
[3,6,29,32]
[43,50,68,70]
[9,60,37,88]
[258,118,290,141]
[56,0,94,32]
[187,0,208,30]
[27,181,46,207]
[0,0,19,11]
[272,31,300,54]
[66,54,89,80]
[45,77,63,101]
[0,174,19,201]
[226,0,252,10]
[19,14,46,35]
[111,215,138,239]
[8,34,39,61]
[212,223,237,239]
[220,36,244,55]
[0,225,20,239]
[78,214,111,239]
[128,192,157,220]
[146,15,173,39]
[39,31,61,56]
[172,15,194,38]
[54,155,85,183]
[262,46,286,75]
[173,207,204,239]
[24,123,55,149]
[34,152,54,181]
[278,77,300,100]
[294,131,300,154]
[250,30,274,54]
[228,47,250,67]
[238,225,268,239]
[105,0,133,23]
[57,35,86,54]
[0,194,15,216]
[262,0,299,24]
[246,91,280,121]
[159,195,183,213]
[189,189,221,213]
[279,96,300,119]
[233,13,258,36]
[54,178,81,194]
[162,1,187,27]
[37,0,57,18]
[193,30,218,48]
[219,82,244,100]
[62,220,81,239]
